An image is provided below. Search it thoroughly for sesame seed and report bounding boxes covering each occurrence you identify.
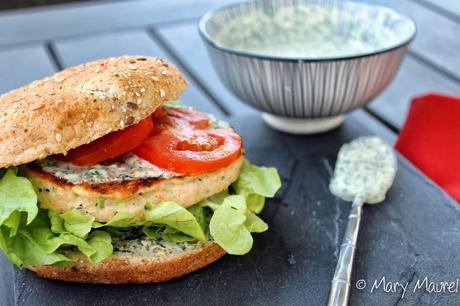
[160,89,165,97]
[161,70,167,75]
[128,64,137,70]
[55,76,66,82]
[140,88,145,93]
[55,133,62,142]
[135,92,141,97]
[31,104,45,111]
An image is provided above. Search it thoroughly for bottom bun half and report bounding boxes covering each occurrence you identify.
[30,241,225,284]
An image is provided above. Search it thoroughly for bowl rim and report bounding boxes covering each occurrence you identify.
[198,0,417,62]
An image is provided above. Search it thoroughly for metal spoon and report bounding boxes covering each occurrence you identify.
[327,137,397,306]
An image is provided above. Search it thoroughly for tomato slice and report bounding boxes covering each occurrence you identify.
[59,117,153,166]
[152,105,210,130]
[133,127,242,174]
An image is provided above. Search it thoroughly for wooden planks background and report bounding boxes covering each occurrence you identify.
[0,0,458,131]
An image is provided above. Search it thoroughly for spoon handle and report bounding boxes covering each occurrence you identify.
[327,197,364,306]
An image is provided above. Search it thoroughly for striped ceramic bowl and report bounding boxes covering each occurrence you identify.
[199,0,416,134]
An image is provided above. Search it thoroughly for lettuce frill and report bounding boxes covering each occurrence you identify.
[0,161,281,267]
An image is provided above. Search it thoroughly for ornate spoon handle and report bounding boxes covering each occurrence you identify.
[327,196,363,306]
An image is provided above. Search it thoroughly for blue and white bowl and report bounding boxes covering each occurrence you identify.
[199,0,416,134]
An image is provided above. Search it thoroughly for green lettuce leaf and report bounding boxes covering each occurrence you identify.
[49,209,101,239]
[245,212,268,233]
[0,168,37,225]
[87,231,113,263]
[160,226,197,243]
[93,212,135,228]
[209,195,253,255]
[144,201,206,241]
[0,159,281,267]
[233,161,281,213]
[0,170,113,267]
[1,210,96,267]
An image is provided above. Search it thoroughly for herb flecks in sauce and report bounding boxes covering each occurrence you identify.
[38,153,178,185]
[36,105,231,185]
[112,235,202,258]
[329,137,397,204]
[216,5,400,59]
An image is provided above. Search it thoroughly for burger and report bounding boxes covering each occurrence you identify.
[0,56,280,284]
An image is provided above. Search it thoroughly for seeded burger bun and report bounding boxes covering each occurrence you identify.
[0,56,229,283]
[0,55,187,168]
[0,55,280,285]
[31,241,225,284]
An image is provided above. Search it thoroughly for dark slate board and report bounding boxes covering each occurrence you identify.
[8,113,460,306]
[0,254,14,306]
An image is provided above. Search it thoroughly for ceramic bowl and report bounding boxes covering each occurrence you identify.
[199,0,416,134]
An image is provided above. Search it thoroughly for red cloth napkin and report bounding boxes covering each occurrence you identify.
[395,93,460,201]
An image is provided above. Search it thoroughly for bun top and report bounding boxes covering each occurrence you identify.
[0,55,187,168]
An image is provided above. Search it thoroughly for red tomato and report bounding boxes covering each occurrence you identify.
[59,117,153,166]
[152,105,210,130]
[133,128,242,174]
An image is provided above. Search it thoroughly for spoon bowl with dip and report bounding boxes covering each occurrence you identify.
[199,0,416,134]
[328,136,397,306]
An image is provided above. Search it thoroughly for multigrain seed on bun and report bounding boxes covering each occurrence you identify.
[0,56,187,168]
[0,55,281,284]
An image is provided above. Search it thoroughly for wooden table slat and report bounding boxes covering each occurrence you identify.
[368,0,460,83]
[53,29,225,116]
[156,23,265,117]
[368,55,460,129]
[416,0,460,21]
[157,21,460,130]
[0,45,56,94]
[0,0,229,47]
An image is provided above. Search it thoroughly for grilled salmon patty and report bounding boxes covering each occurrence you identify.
[23,156,243,222]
